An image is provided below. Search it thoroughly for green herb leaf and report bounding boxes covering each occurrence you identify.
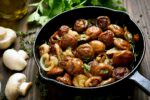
[101,69,109,74]
[28,11,40,22]
[48,0,54,8]
[38,16,50,26]
[91,0,102,6]
[39,3,44,14]
[83,63,91,72]
[49,0,65,18]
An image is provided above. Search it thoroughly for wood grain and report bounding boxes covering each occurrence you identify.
[0,0,150,100]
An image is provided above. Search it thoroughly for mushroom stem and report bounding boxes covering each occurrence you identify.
[18,82,32,96]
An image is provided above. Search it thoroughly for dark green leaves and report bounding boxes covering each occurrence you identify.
[28,0,126,26]
[48,0,65,18]
[28,0,86,25]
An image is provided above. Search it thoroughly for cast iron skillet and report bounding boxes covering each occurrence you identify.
[33,6,150,95]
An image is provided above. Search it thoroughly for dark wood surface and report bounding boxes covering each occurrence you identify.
[0,0,150,100]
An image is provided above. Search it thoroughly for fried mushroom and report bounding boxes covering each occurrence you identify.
[112,67,130,80]
[99,77,115,86]
[90,63,113,78]
[97,16,111,30]
[85,26,102,39]
[56,73,72,85]
[112,50,134,66]
[74,19,88,32]
[98,30,114,47]
[59,32,78,50]
[96,52,107,63]
[114,38,131,50]
[73,74,88,87]
[47,67,64,76]
[59,56,84,75]
[39,43,50,56]
[74,43,94,62]
[107,24,124,37]
[85,76,102,87]
[49,25,69,44]
[89,40,106,54]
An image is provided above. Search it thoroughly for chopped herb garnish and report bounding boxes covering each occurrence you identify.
[101,69,109,74]
[83,57,91,63]
[83,63,91,72]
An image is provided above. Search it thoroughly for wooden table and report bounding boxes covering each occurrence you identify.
[0,0,150,100]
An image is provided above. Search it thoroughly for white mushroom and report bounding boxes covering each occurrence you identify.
[3,49,29,71]
[0,26,17,49]
[5,73,32,100]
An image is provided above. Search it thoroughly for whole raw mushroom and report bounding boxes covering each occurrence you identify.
[3,49,29,71]
[0,26,17,49]
[5,73,32,100]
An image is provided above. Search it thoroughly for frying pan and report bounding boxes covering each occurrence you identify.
[33,6,150,95]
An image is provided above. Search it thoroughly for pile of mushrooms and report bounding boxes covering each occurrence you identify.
[0,26,32,100]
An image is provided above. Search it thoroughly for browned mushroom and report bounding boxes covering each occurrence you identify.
[89,40,106,54]
[98,30,114,47]
[88,60,99,67]
[96,52,107,63]
[85,76,102,87]
[59,32,78,50]
[112,50,134,66]
[56,73,72,85]
[74,19,88,32]
[49,25,69,44]
[74,43,94,62]
[99,77,115,86]
[97,16,111,30]
[114,38,131,50]
[39,43,50,56]
[133,34,140,42]
[73,74,88,87]
[107,24,124,37]
[112,67,130,80]
[59,56,84,75]
[90,63,113,78]
[85,26,102,39]
[47,67,64,76]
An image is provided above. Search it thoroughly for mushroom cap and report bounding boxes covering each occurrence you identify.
[3,49,28,71]
[5,73,27,100]
[0,27,7,40]
[0,27,17,49]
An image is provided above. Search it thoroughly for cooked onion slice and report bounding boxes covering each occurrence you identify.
[40,53,58,71]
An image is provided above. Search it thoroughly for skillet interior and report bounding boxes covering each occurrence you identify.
[33,6,145,90]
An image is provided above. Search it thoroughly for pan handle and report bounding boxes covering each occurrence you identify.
[129,71,150,95]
